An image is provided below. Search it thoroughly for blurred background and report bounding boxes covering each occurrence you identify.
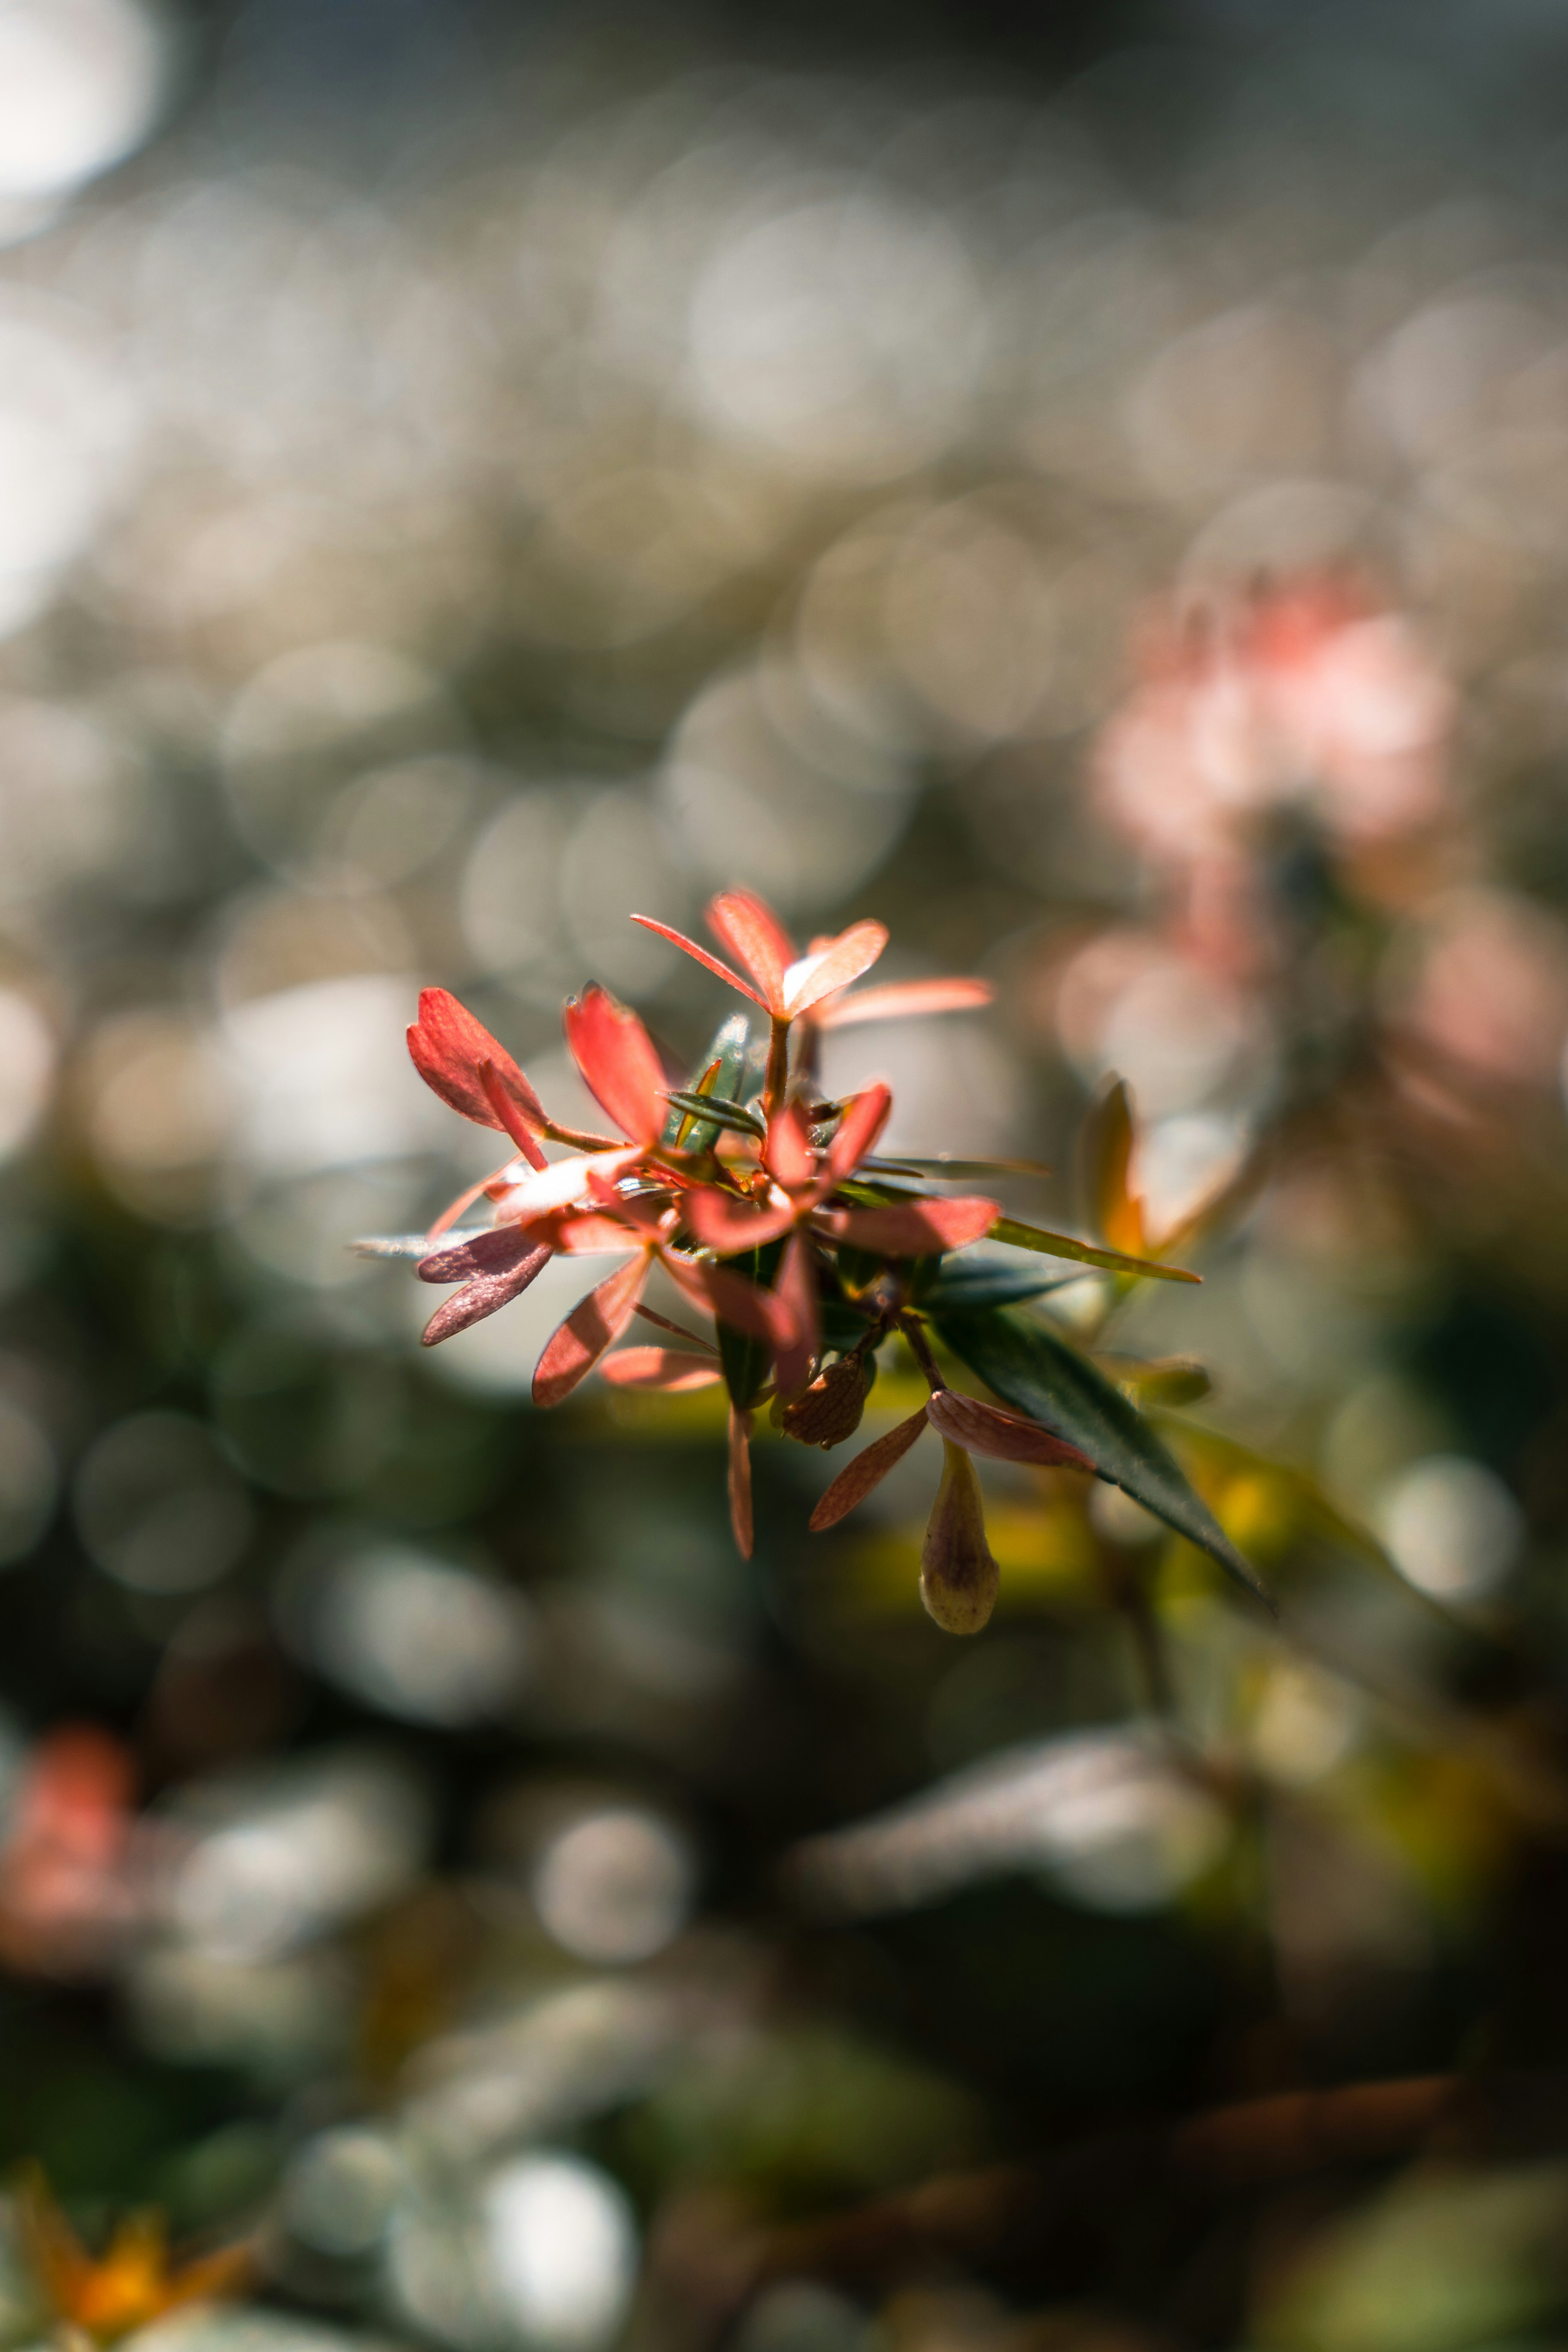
[7,0,1568,2345]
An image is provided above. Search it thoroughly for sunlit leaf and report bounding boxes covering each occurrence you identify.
[987,1216,1200,1285]
[664,1089,767,1143]
[664,1012,752,1152]
[1080,1075,1146,1258]
[1098,1353,1213,1407]
[931,1304,1272,1607]
[862,1155,1054,1180]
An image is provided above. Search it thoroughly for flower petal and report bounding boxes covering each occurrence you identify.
[817,976,993,1028]
[783,921,889,1017]
[408,989,549,1164]
[808,1405,931,1531]
[564,984,666,1145]
[419,1238,553,1346]
[627,917,768,1009]
[598,1348,723,1392]
[706,889,794,1011]
[920,1440,999,1634]
[926,1388,1094,1471]
[682,1187,798,1254]
[728,1405,755,1559]
[820,1196,999,1255]
[533,1254,651,1408]
[826,1082,892,1183]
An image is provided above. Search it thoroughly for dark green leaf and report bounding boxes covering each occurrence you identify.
[1098,1353,1212,1408]
[820,1294,875,1352]
[664,1013,751,1152]
[931,1304,1272,1609]
[926,1257,1079,1310]
[664,1089,766,1142]
[987,1216,1200,1285]
[717,1235,786,1410]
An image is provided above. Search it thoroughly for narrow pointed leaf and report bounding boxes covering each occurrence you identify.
[931,1304,1272,1608]
[665,1012,751,1152]
[863,1155,1053,1180]
[728,1405,755,1557]
[418,1225,556,1285]
[629,916,768,1008]
[564,984,666,1145]
[684,1187,797,1254]
[698,1236,785,1410]
[533,1254,650,1407]
[599,1348,722,1392]
[707,889,794,1010]
[783,921,889,1016]
[1081,1076,1146,1258]
[924,1258,1078,1310]
[926,1388,1094,1471]
[809,1406,931,1531]
[408,988,550,1141]
[826,1083,893,1183]
[817,976,993,1028]
[420,1238,553,1345]
[988,1216,1200,1285]
[664,1090,767,1142]
[823,1197,999,1256]
[351,1228,490,1261]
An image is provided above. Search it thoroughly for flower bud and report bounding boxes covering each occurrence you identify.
[780,1354,871,1449]
[919,1440,999,1635]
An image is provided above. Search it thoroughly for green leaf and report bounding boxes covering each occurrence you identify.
[665,1089,766,1143]
[862,1155,1054,1180]
[1098,1353,1212,1408]
[664,1013,751,1152]
[987,1216,1199,1285]
[820,1293,875,1352]
[717,1235,786,1410]
[926,1257,1078,1310]
[931,1304,1272,1609]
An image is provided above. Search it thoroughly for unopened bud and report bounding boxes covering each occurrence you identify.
[780,1354,871,1449]
[919,1440,999,1635]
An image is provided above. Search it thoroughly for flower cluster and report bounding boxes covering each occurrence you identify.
[378,889,1264,1630]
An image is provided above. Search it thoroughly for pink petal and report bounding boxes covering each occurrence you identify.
[926,1388,1094,1472]
[706,889,795,1011]
[598,1348,723,1393]
[764,1102,815,1190]
[820,1196,999,1256]
[808,1406,931,1531]
[771,1229,820,1402]
[817,977,994,1029]
[408,990,549,1161]
[682,1187,798,1254]
[782,921,889,1017]
[627,917,768,1009]
[419,1237,553,1346]
[728,1405,755,1559]
[533,1254,651,1408]
[826,1082,892,1183]
[564,984,666,1145]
